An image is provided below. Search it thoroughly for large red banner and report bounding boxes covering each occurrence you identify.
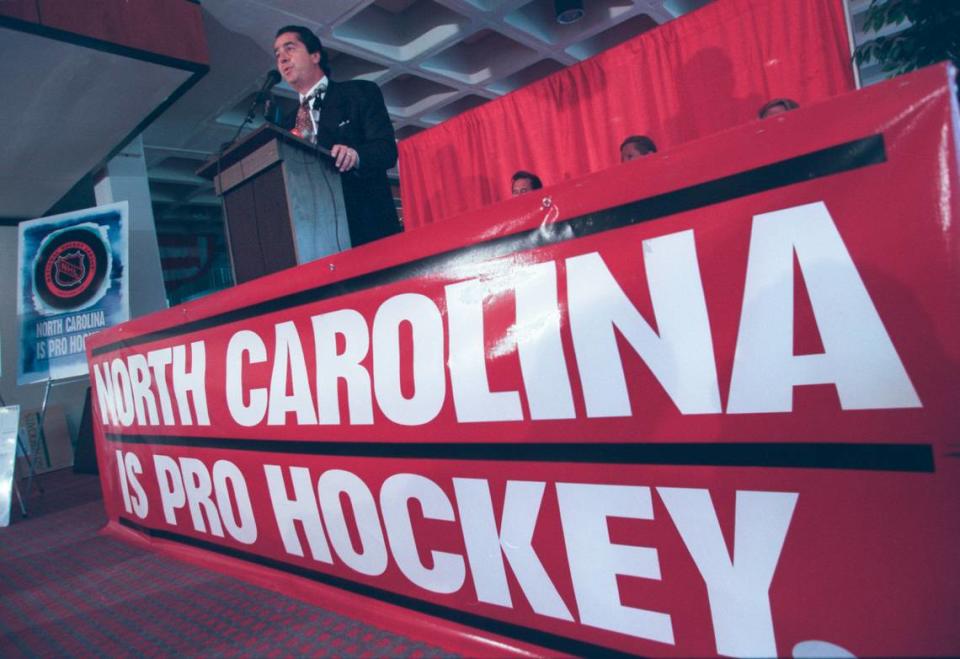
[87,65,960,657]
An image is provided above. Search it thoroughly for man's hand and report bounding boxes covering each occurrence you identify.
[331,144,359,172]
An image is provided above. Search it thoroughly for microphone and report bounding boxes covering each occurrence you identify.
[242,70,281,123]
[258,69,282,99]
[259,70,283,125]
[222,70,284,150]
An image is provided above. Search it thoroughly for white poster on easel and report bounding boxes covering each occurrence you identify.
[16,202,130,385]
[0,405,20,527]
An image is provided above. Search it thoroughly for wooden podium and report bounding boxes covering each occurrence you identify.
[197,124,350,284]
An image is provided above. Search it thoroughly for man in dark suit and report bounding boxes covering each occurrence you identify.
[273,25,401,247]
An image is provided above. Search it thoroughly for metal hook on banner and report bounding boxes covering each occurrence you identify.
[533,195,572,247]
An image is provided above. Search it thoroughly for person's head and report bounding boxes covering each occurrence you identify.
[274,26,329,94]
[511,170,543,196]
[758,98,799,119]
[620,135,657,162]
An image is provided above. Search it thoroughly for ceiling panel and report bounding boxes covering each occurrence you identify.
[0,27,193,219]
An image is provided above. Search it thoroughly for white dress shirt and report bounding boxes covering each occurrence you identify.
[298,76,327,135]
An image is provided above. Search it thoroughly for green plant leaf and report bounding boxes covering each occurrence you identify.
[856,0,960,79]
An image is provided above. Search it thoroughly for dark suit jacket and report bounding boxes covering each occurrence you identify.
[283,79,401,247]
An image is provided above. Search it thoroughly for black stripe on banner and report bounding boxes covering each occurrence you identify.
[106,434,933,472]
[117,517,639,658]
[92,135,886,357]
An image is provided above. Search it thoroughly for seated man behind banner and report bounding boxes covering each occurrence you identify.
[620,135,657,162]
[273,25,401,247]
[511,170,543,196]
[758,98,800,119]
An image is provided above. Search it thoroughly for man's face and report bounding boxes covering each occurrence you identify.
[620,142,651,162]
[763,103,789,118]
[274,32,322,94]
[512,178,534,196]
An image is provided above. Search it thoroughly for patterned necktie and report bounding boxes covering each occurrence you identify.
[294,98,313,140]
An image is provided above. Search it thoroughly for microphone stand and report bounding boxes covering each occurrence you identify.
[223,89,271,152]
[221,71,281,152]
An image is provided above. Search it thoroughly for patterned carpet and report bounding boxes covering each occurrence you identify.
[0,470,455,657]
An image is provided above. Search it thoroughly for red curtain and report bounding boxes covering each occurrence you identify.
[398,0,855,229]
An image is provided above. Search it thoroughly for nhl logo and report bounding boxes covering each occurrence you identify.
[53,249,88,289]
[34,226,109,311]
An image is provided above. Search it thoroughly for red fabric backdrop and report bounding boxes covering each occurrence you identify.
[398,0,855,229]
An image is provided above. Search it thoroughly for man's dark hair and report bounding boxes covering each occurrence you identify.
[511,170,543,189]
[620,135,657,154]
[276,25,331,75]
[757,98,799,119]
